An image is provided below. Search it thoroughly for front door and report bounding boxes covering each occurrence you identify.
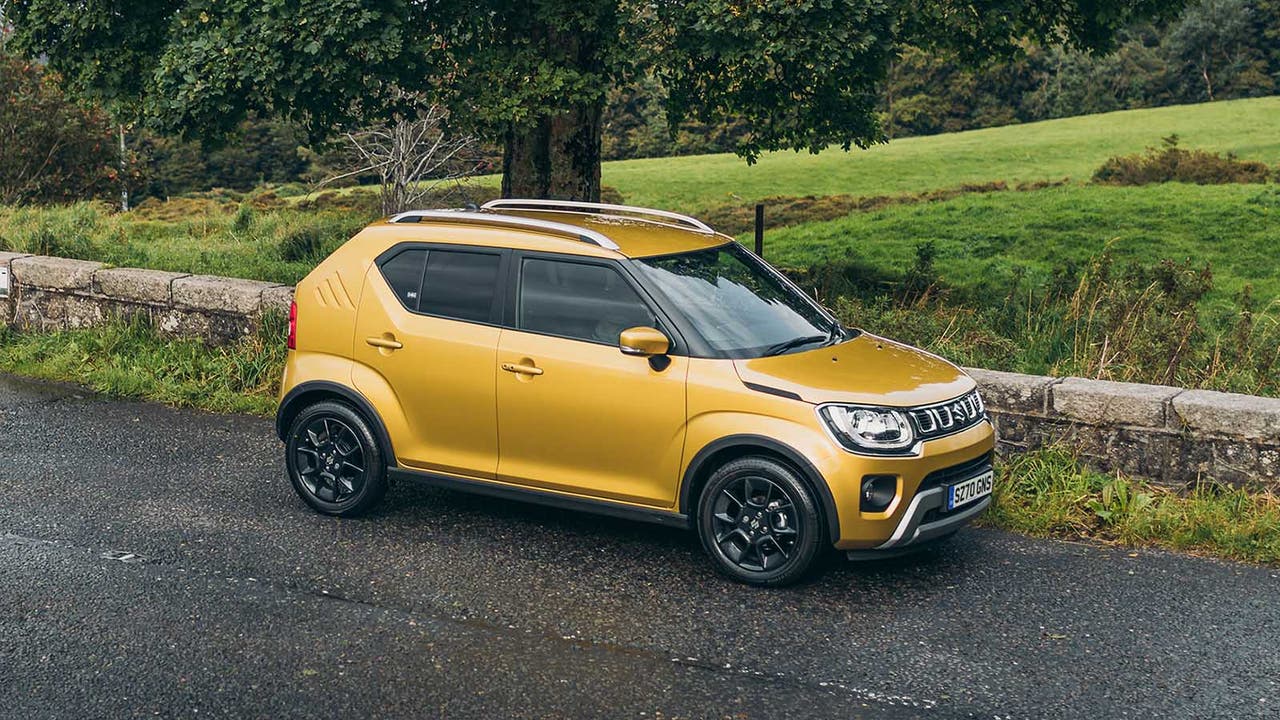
[495,255,688,507]
[353,245,507,478]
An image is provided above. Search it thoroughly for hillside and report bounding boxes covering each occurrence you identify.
[600,96,1280,213]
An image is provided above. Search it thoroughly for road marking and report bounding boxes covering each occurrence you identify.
[101,549,145,564]
[667,654,940,710]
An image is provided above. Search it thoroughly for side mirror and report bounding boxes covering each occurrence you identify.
[619,326,670,357]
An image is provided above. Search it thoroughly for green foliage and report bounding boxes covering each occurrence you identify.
[1093,135,1275,185]
[0,51,118,205]
[986,447,1280,565]
[0,199,379,285]
[6,0,1176,196]
[275,215,367,266]
[231,202,255,232]
[1165,0,1273,101]
[601,74,751,161]
[0,314,287,416]
[821,244,1280,396]
[135,116,311,200]
[7,1,425,137]
[877,0,1280,140]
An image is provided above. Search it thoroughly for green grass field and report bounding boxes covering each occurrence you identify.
[600,96,1280,212]
[755,182,1280,311]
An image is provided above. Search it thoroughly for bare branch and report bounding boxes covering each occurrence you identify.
[321,103,482,215]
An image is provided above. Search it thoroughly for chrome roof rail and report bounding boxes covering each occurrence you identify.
[387,209,621,251]
[481,199,715,234]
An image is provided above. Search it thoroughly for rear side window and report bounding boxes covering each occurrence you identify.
[381,250,428,309]
[378,248,501,323]
[518,258,654,344]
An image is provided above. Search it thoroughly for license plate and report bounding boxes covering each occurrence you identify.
[947,470,994,510]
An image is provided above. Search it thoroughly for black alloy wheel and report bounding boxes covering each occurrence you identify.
[286,401,387,516]
[698,456,824,586]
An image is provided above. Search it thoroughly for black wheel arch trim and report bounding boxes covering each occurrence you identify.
[680,434,841,544]
[276,381,397,468]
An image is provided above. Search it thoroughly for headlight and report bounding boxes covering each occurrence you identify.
[819,405,916,452]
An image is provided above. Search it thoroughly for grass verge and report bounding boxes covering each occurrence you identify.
[983,447,1280,565]
[0,316,286,416]
[2,320,1277,566]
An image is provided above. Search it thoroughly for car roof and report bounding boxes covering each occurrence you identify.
[361,203,732,260]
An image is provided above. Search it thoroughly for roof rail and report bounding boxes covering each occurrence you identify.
[387,210,620,251]
[481,199,715,234]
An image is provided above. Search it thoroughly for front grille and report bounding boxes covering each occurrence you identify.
[906,389,987,441]
[919,451,994,494]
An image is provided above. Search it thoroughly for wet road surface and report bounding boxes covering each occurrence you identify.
[1,374,1277,719]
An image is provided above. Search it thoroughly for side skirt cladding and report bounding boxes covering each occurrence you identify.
[389,467,689,529]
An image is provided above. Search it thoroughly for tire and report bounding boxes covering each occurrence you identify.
[285,400,387,517]
[696,456,826,586]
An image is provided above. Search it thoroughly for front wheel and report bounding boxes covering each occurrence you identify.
[285,400,387,517]
[697,456,825,586]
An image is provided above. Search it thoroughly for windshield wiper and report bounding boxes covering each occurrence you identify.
[764,334,829,357]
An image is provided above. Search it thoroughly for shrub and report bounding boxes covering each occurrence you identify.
[231,202,255,232]
[807,249,1280,397]
[700,182,1010,235]
[0,51,118,205]
[275,216,367,265]
[1092,135,1272,185]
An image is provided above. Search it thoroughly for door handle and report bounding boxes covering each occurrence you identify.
[366,336,404,350]
[501,362,543,376]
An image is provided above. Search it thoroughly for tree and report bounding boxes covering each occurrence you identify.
[1165,0,1266,101]
[5,1,1183,202]
[0,50,117,205]
[323,102,483,215]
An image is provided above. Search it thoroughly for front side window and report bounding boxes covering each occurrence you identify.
[633,243,839,358]
[518,258,655,344]
[378,248,501,322]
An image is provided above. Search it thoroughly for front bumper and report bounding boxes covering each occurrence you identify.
[874,486,990,550]
[825,420,995,549]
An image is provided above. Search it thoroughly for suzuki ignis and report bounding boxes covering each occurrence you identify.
[277,200,995,585]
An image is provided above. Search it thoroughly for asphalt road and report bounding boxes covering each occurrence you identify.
[1,373,1277,719]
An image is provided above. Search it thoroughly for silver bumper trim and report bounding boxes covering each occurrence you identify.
[874,487,990,550]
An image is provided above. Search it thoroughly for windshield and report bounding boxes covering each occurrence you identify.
[633,243,842,359]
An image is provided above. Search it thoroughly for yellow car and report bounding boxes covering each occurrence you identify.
[276,200,995,585]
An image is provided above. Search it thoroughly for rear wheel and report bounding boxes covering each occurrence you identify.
[697,456,825,586]
[285,401,387,517]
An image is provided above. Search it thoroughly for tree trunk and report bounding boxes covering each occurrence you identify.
[501,101,604,202]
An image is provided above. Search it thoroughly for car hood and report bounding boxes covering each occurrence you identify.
[732,332,975,407]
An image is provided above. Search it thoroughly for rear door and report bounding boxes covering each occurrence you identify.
[353,244,508,478]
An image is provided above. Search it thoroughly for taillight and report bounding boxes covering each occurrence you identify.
[287,301,297,350]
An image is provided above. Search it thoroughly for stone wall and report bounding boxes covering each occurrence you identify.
[968,368,1279,488]
[0,252,293,343]
[1,252,1277,487]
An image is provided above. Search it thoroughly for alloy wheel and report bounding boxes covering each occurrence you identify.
[293,416,367,504]
[709,475,801,572]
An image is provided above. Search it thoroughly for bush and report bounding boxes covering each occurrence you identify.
[0,51,118,205]
[699,182,1012,236]
[1093,135,1273,185]
[276,216,367,265]
[805,249,1280,397]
